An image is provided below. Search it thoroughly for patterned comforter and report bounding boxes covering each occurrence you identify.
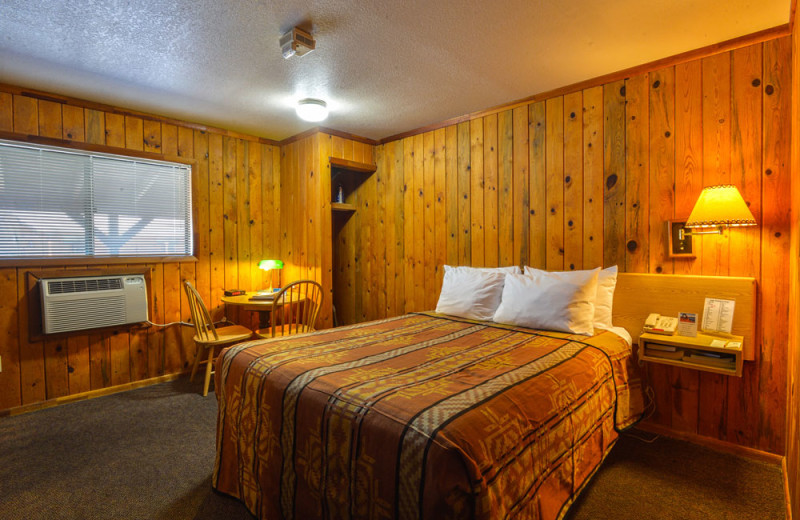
[213,313,644,520]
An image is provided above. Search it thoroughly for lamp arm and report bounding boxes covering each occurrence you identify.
[678,226,723,240]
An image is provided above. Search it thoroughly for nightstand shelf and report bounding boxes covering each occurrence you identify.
[638,331,744,377]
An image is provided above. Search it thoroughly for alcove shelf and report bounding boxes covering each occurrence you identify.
[331,202,356,212]
[330,156,376,327]
[329,157,378,174]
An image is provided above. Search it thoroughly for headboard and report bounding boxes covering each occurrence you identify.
[612,273,757,360]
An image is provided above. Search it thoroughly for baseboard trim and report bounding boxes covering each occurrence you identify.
[0,373,188,417]
[784,457,794,520]
[635,422,783,465]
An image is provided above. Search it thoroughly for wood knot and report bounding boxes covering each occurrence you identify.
[652,80,660,89]
[626,240,638,252]
[565,175,571,184]
[752,78,761,87]
[606,173,618,190]
[619,86,626,97]
[765,85,774,95]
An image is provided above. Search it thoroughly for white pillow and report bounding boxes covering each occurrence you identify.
[445,264,520,275]
[435,267,507,321]
[493,270,599,335]
[524,265,618,329]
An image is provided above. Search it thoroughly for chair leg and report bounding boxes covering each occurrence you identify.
[202,346,215,397]
[190,343,202,382]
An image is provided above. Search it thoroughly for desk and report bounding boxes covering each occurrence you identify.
[222,292,304,328]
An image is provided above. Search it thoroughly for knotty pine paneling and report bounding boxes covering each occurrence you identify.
[0,87,281,411]
[280,132,375,329]
[786,16,800,520]
[361,37,791,455]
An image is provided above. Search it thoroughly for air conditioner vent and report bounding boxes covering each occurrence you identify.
[48,277,123,294]
[40,274,148,334]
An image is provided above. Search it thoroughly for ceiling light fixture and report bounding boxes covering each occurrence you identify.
[296,98,328,122]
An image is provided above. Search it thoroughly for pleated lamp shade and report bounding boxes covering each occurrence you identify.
[684,185,757,229]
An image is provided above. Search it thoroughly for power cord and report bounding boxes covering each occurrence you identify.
[623,381,660,443]
[145,318,232,328]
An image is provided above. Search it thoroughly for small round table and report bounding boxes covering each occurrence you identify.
[221,291,304,328]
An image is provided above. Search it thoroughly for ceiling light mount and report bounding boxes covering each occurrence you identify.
[280,27,315,59]
[296,98,328,122]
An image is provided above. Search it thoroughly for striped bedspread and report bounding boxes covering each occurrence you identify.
[213,313,644,520]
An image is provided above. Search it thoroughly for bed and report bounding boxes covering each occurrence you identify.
[212,311,644,520]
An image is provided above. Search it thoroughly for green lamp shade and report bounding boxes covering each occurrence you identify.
[258,259,284,270]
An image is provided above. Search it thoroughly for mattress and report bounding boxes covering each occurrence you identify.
[213,312,644,519]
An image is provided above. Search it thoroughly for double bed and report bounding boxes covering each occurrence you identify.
[212,311,644,519]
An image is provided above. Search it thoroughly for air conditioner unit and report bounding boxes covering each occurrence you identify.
[40,275,149,334]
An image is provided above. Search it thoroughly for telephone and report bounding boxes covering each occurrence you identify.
[643,313,678,335]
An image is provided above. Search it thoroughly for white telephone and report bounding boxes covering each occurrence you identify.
[644,313,678,335]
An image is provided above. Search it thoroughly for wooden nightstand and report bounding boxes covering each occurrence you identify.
[638,331,744,377]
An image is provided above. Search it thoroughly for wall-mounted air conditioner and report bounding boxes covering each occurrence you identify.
[40,275,149,334]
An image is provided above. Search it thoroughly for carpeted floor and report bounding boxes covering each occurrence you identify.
[0,379,785,519]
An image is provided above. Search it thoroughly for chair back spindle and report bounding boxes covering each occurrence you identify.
[184,281,218,342]
[270,280,323,338]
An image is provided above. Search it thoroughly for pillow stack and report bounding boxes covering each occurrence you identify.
[435,264,618,336]
[435,265,520,321]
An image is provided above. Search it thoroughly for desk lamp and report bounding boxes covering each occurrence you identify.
[259,259,284,293]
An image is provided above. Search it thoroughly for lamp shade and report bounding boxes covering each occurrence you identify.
[684,185,756,229]
[258,259,284,271]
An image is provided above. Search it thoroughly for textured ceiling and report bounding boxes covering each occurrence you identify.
[0,1,791,141]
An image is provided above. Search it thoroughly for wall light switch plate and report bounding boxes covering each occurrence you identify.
[668,220,696,258]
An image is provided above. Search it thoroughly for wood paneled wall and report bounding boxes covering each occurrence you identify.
[345,37,790,454]
[280,132,375,329]
[0,87,282,411]
[786,12,799,520]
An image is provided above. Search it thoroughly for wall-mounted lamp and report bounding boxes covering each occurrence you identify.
[258,259,284,293]
[669,185,757,257]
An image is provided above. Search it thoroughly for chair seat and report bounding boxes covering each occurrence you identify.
[255,323,312,339]
[194,324,253,346]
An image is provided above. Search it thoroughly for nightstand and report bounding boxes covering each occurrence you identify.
[638,331,744,377]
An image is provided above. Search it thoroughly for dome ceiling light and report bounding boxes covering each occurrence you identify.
[296,98,328,122]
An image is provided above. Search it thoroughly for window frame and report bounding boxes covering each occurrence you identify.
[0,132,198,266]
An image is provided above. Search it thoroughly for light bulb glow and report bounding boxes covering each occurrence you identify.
[296,98,328,122]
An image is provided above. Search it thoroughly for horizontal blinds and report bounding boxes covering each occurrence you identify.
[0,139,193,258]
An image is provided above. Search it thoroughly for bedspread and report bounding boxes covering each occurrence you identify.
[213,313,644,520]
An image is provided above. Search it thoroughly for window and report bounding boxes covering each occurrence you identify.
[0,139,193,258]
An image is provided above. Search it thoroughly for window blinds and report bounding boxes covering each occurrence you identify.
[0,139,193,258]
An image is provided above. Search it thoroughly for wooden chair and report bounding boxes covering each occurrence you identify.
[255,280,324,339]
[183,281,253,396]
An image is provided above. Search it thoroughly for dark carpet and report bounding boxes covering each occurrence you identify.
[0,379,785,519]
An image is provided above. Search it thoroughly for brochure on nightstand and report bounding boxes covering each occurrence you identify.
[677,312,698,337]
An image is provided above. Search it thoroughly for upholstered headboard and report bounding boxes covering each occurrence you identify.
[612,273,757,360]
